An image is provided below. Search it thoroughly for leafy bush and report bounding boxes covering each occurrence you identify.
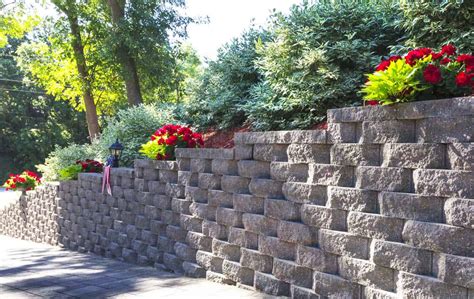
[397,0,474,54]
[59,164,83,181]
[183,28,269,130]
[96,103,180,166]
[243,0,404,130]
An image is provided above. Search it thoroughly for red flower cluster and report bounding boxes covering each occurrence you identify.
[3,170,41,191]
[76,159,103,173]
[376,55,402,71]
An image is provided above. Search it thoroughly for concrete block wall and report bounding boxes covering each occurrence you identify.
[0,97,473,298]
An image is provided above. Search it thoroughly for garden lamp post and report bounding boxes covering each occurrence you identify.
[109,139,124,168]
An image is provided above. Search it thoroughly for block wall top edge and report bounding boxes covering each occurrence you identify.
[327,96,474,123]
[234,130,326,145]
[78,172,103,182]
[175,148,235,160]
[134,159,177,170]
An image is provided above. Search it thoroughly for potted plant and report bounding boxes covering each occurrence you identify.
[3,170,41,193]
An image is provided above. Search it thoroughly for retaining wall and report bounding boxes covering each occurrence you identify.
[1,97,473,298]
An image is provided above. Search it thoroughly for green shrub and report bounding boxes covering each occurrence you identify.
[243,0,404,130]
[58,164,83,181]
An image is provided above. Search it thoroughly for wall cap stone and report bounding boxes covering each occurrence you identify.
[175,148,234,160]
[135,159,178,170]
[234,130,326,145]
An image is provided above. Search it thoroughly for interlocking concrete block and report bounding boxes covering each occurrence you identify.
[159,170,178,184]
[444,198,473,229]
[270,162,308,182]
[216,207,243,227]
[234,145,253,160]
[177,158,190,171]
[414,169,474,198]
[171,198,191,215]
[190,202,216,221]
[153,194,171,210]
[178,171,198,186]
[339,256,395,292]
[296,245,337,274]
[253,144,288,162]
[176,148,234,160]
[196,250,223,272]
[327,122,357,143]
[212,239,241,262]
[242,213,278,236]
[235,130,326,145]
[382,143,445,169]
[240,248,273,273]
[254,272,290,296]
[166,225,187,242]
[228,227,258,250]
[206,271,236,285]
[319,229,369,259]
[313,271,361,299]
[434,253,474,289]
[447,143,474,171]
[185,186,207,203]
[272,258,313,289]
[237,160,271,178]
[356,166,412,192]
[186,231,212,251]
[233,194,264,214]
[348,211,404,242]
[207,190,233,208]
[183,261,206,278]
[282,182,326,205]
[174,242,197,262]
[211,159,238,175]
[163,253,183,273]
[202,220,228,240]
[161,210,179,226]
[198,173,221,190]
[403,220,474,257]
[264,198,301,221]
[361,120,415,143]
[190,159,212,173]
[287,144,330,164]
[363,287,398,299]
[371,240,431,275]
[277,220,316,245]
[301,205,347,231]
[379,192,444,222]
[330,144,380,166]
[249,179,283,198]
[221,176,250,194]
[222,260,254,286]
[327,186,377,212]
[308,164,354,187]
[417,116,473,143]
[259,235,296,260]
[397,272,468,299]
[143,168,159,181]
[148,181,165,194]
[180,215,202,233]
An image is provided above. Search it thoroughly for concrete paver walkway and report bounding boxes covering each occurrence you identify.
[0,236,269,298]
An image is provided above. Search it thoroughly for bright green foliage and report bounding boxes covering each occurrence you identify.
[183,28,268,130]
[139,142,163,160]
[58,164,83,181]
[95,103,180,166]
[243,0,404,130]
[397,0,474,53]
[0,1,39,47]
[36,143,99,181]
[362,58,426,104]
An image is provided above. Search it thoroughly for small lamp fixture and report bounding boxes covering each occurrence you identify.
[109,138,124,168]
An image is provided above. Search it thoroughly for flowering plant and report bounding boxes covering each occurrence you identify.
[140,124,204,160]
[362,45,473,105]
[76,159,103,173]
[3,170,41,191]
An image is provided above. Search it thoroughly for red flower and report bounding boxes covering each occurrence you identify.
[455,72,472,87]
[440,58,451,65]
[423,64,442,84]
[166,135,178,146]
[405,48,432,66]
[431,52,442,60]
[441,44,456,56]
[457,54,474,67]
[375,55,401,72]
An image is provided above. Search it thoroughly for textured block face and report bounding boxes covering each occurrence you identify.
[348,212,404,242]
[417,116,473,143]
[356,166,412,192]
[202,220,228,240]
[234,145,253,160]
[382,143,445,169]
[296,245,337,274]
[313,271,361,298]
[221,176,250,194]
[253,144,288,162]
[211,159,238,175]
[272,258,313,289]
[196,250,223,272]
[249,179,283,198]
[327,122,357,143]
[308,164,354,187]
[270,162,308,182]
[240,248,273,273]
[414,169,474,198]
[319,229,369,259]
[216,207,243,228]
[228,227,258,250]
[447,143,474,170]
[327,186,377,212]
[361,120,416,143]
[222,260,254,286]
[208,190,233,208]
[301,205,347,231]
[282,182,327,205]
[254,272,290,296]
[339,257,395,292]
[264,198,301,221]
[444,198,473,229]
[371,240,431,274]
[212,239,241,262]
[198,173,221,190]
[434,253,474,289]
[397,272,468,299]
[277,221,316,245]
[233,194,264,214]
[403,220,474,257]
[379,192,444,222]
[331,144,380,166]
[287,144,330,164]
[237,160,271,178]
[259,236,296,260]
[242,213,278,236]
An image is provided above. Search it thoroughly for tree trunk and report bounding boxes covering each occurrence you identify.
[53,0,100,140]
[107,0,143,106]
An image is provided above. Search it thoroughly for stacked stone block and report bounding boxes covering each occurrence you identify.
[0,96,472,298]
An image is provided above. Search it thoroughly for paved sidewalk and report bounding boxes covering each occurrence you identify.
[0,236,270,298]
